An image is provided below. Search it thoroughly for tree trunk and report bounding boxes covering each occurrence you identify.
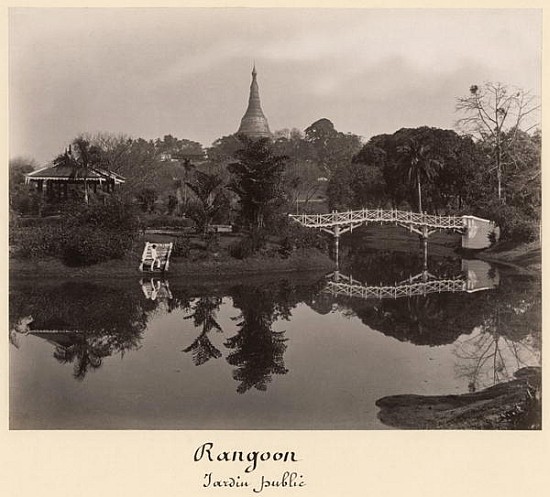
[84,179,89,204]
[496,138,503,202]
[417,170,423,213]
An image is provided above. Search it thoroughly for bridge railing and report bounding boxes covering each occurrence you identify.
[323,278,467,300]
[289,208,466,230]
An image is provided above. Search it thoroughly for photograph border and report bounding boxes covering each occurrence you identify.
[1,1,548,496]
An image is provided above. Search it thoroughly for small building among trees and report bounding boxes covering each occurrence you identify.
[25,162,125,203]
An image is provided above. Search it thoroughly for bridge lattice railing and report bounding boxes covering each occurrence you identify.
[323,278,467,300]
[289,208,465,230]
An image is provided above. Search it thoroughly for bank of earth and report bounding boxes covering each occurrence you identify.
[9,247,334,281]
[474,240,541,274]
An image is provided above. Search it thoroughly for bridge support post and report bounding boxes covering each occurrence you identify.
[321,224,349,267]
[334,224,340,267]
[422,237,429,284]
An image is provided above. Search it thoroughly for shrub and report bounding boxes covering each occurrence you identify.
[10,190,41,216]
[136,187,158,213]
[12,216,64,228]
[171,236,191,258]
[66,198,142,232]
[204,232,220,253]
[61,227,134,266]
[229,230,266,259]
[278,223,328,257]
[10,226,66,259]
[11,198,141,265]
[141,214,194,229]
[481,201,540,244]
[506,219,540,243]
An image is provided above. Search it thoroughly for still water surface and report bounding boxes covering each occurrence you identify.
[10,248,541,429]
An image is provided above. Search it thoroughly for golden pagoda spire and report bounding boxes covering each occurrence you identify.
[237,64,271,138]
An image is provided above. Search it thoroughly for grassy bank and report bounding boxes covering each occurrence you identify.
[475,240,541,274]
[9,246,334,281]
[9,221,540,280]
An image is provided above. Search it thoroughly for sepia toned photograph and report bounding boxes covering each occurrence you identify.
[8,7,541,430]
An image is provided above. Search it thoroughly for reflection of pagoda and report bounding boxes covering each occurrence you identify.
[237,65,272,138]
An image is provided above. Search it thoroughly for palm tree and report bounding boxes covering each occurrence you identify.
[182,296,223,366]
[181,158,196,206]
[186,171,227,234]
[53,138,102,204]
[397,139,442,213]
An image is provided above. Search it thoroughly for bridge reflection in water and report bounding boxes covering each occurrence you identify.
[323,259,499,300]
[136,261,500,304]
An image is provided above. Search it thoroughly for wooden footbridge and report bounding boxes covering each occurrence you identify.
[289,209,496,249]
[323,260,499,300]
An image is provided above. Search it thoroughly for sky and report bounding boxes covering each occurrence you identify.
[9,8,542,164]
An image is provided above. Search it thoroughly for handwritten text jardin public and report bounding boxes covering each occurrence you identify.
[194,442,299,473]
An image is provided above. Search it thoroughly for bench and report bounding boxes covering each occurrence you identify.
[139,242,173,272]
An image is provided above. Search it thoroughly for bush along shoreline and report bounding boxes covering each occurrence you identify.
[10,204,540,279]
[9,200,335,278]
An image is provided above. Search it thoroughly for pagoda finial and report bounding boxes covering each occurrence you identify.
[237,63,271,139]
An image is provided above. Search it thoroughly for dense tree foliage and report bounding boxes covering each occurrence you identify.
[228,137,288,230]
[273,128,325,213]
[304,118,363,176]
[11,83,540,246]
[9,157,38,216]
[185,170,229,233]
[207,134,243,165]
[337,127,484,213]
[328,118,540,242]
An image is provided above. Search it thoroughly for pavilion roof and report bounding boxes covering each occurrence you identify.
[25,165,126,184]
[27,329,83,349]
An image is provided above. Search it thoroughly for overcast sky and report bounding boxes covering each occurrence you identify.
[9,8,541,164]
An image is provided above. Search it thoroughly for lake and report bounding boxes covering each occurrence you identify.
[9,237,541,429]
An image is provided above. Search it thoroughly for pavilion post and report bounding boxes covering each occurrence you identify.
[38,180,45,216]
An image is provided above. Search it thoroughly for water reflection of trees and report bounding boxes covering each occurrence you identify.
[51,333,113,381]
[182,296,224,366]
[314,282,487,346]
[225,285,292,394]
[339,245,461,284]
[453,275,541,391]
[10,281,156,380]
[12,267,539,396]
[313,251,540,354]
[173,279,323,394]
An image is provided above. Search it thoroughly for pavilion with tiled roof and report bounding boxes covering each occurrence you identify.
[25,163,125,200]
